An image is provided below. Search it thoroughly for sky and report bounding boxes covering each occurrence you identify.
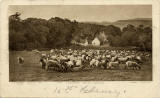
[8,5,152,22]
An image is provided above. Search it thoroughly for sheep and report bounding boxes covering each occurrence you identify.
[17,56,24,64]
[45,60,57,70]
[107,61,119,69]
[59,55,67,60]
[95,60,100,67]
[41,53,47,57]
[50,55,57,60]
[89,59,99,68]
[126,55,135,60]
[65,58,86,72]
[74,57,84,67]
[105,55,111,59]
[50,49,54,54]
[125,61,141,70]
[71,64,85,72]
[86,56,92,61]
[40,55,61,71]
[82,54,86,60]
[117,57,129,64]
[65,60,74,68]
[68,55,75,61]
[37,48,148,72]
[98,59,110,69]
[135,56,142,64]
[89,59,96,68]
[111,52,116,57]
[45,59,62,71]
[73,59,86,71]
[55,59,68,72]
[111,55,118,62]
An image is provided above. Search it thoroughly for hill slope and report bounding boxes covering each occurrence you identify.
[86,18,152,29]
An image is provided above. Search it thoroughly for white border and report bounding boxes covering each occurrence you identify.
[0,0,160,98]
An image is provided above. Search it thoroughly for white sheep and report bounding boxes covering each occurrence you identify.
[98,59,109,69]
[65,60,74,67]
[50,49,54,54]
[117,57,129,63]
[107,61,119,69]
[126,55,135,60]
[90,59,97,68]
[125,61,141,70]
[75,59,82,66]
[105,55,111,59]
[45,59,60,70]
[50,55,57,60]
[111,55,118,62]
[135,56,142,62]
[95,60,100,67]
[41,53,47,57]
[69,55,75,61]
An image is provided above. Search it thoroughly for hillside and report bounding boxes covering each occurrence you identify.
[86,18,152,29]
[113,18,152,29]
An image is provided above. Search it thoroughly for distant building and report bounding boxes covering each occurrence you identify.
[92,37,100,46]
[91,31,110,46]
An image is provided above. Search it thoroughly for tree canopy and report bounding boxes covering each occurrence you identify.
[9,12,152,51]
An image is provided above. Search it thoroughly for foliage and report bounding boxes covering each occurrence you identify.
[9,12,152,51]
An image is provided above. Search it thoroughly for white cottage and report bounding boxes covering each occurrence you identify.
[92,37,100,46]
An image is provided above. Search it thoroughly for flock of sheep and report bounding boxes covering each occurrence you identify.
[31,48,151,72]
[17,48,151,72]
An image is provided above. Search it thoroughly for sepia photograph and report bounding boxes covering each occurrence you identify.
[1,0,160,97]
[8,5,152,81]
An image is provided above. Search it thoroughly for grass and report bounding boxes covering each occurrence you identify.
[9,51,152,81]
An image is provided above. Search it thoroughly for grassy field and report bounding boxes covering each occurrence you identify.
[9,51,152,81]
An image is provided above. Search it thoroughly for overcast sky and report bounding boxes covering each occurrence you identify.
[9,5,152,22]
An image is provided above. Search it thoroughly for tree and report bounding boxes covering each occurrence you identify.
[9,12,152,51]
[112,24,137,47]
[138,26,152,51]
